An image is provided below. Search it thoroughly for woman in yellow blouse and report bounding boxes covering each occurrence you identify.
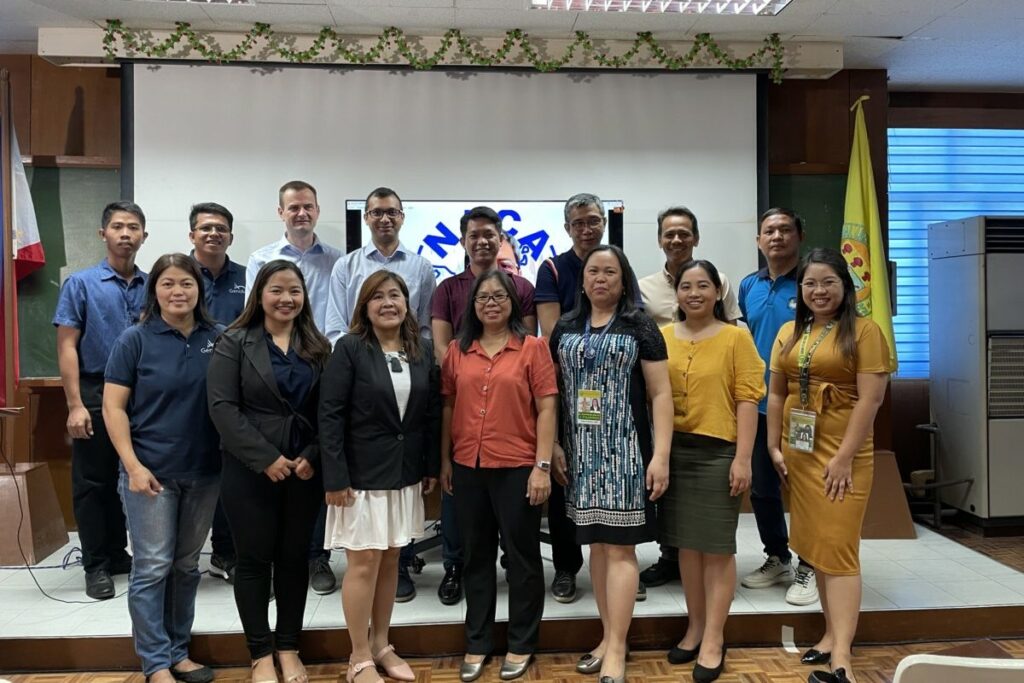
[768,248,890,683]
[659,260,765,683]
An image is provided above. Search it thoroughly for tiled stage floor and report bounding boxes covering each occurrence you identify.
[2,514,1023,639]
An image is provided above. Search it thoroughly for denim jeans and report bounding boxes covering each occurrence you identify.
[749,412,792,563]
[120,472,220,676]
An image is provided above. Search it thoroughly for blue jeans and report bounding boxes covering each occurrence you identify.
[119,472,220,676]
[749,413,792,563]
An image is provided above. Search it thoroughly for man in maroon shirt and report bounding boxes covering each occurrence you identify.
[429,205,538,605]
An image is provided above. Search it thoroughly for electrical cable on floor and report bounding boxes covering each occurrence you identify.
[0,419,128,604]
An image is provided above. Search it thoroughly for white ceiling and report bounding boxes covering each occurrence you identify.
[2,0,1022,91]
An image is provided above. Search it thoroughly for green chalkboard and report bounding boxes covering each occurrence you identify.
[18,166,120,378]
[768,174,847,252]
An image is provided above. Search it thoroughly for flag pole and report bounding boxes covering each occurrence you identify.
[1,68,16,407]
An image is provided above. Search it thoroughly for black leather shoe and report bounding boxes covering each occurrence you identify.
[801,648,831,665]
[667,641,701,665]
[551,571,577,603]
[438,565,463,605]
[85,569,115,600]
[639,557,680,587]
[170,665,214,683]
[396,563,416,603]
[807,668,850,683]
[693,646,726,683]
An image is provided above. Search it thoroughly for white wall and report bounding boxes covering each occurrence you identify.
[132,65,759,284]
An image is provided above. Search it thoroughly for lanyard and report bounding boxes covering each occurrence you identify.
[583,315,616,372]
[797,320,835,409]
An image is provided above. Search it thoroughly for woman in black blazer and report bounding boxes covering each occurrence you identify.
[207,259,331,683]
[319,270,440,683]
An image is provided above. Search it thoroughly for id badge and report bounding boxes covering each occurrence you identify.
[576,389,603,425]
[788,409,817,453]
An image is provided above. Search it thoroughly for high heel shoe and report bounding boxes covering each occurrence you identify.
[275,650,308,683]
[459,656,489,682]
[251,655,277,683]
[692,646,727,683]
[667,641,701,665]
[598,672,625,683]
[372,643,415,681]
[801,648,831,665]
[499,654,533,680]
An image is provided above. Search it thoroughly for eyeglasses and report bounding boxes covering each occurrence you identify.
[800,278,843,289]
[569,216,604,231]
[366,208,404,220]
[474,292,510,304]
[193,224,230,235]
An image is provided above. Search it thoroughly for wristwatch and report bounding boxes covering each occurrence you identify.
[535,460,551,472]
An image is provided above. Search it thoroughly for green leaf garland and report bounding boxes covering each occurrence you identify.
[102,20,786,83]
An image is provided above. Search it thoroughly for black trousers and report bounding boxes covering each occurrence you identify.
[220,453,323,659]
[453,463,544,655]
[547,479,583,575]
[71,375,129,574]
[210,499,235,558]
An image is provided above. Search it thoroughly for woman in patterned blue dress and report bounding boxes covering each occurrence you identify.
[549,245,673,683]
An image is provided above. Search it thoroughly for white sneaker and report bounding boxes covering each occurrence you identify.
[741,555,793,589]
[786,565,819,605]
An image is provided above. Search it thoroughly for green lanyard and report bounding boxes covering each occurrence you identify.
[797,320,835,409]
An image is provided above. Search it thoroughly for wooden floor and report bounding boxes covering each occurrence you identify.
[6,640,1023,683]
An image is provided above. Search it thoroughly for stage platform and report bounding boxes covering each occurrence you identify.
[2,515,1023,672]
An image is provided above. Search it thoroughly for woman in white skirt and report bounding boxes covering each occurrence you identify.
[319,270,441,683]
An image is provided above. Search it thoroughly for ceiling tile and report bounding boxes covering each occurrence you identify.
[453,7,577,32]
[823,0,968,15]
[799,12,937,37]
[909,13,1024,40]
[570,11,700,38]
[949,0,1024,17]
[203,2,335,27]
[30,0,213,24]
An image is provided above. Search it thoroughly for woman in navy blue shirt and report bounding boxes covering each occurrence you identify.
[103,253,222,683]
[207,260,331,683]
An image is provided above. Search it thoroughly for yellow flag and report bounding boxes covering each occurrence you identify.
[841,96,897,371]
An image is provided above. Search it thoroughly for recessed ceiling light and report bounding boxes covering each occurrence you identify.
[529,0,793,15]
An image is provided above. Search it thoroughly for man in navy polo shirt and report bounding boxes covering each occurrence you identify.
[188,202,245,585]
[737,207,817,606]
[534,192,644,604]
[427,205,537,606]
[53,200,149,600]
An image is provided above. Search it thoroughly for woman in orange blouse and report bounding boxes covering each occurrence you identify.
[659,260,765,683]
[439,270,558,683]
[768,248,890,683]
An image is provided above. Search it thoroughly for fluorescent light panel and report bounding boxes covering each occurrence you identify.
[529,0,792,14]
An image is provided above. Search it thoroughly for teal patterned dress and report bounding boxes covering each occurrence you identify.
[550,313,667,545]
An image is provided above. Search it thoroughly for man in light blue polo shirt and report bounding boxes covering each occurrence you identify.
[246,180,342,333]
[737,207,816,607]
[323,186,436,345]
[188,201,245,585]
[53,200,149,600]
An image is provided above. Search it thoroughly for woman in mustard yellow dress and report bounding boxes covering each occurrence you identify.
[767,248,890,683]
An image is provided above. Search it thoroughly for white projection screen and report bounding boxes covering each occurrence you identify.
[130,64,761,285]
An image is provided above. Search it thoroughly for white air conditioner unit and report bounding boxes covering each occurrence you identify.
[928,216,1024,522]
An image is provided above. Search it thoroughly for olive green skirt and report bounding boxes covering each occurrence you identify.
[657,431,741,555]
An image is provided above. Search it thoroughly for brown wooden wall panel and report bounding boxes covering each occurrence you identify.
[890,91,1024,129]
[0,55,32,156]
[29,56,120,159]
[890,379,931,480]
[767,71,851,171]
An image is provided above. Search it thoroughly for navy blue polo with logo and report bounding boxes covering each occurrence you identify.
[738,266,799,413]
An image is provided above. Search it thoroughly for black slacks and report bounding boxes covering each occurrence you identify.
[547,479,583,574]
[71,375,129,573]
[220,452,323,659]
[453,463,544,655]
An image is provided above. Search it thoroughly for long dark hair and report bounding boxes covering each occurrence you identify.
[348,270,423,362]
[674,259,728,323]
[228,259,331,367]
[566,244,642,324]
[141,253,213,326]
[785,247,858,362]
[456,270,529,353]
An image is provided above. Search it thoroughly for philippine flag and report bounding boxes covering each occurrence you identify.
[11,127,44,279]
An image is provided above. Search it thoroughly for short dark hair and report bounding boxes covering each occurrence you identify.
[365,186,403,210]
[459,206,502,237]
[102,201,146,230]
[657,206,698,239]
[189,202,233,232]
[456,270,529,353]
[278,180,318,206]
[758,207,804,235]
[674,259,728,323]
